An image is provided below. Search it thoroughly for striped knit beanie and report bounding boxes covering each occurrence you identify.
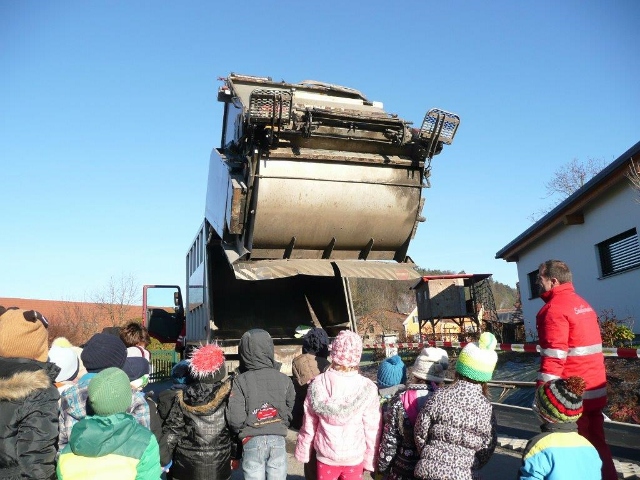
[455,332,498,382]
[536,376,585,424]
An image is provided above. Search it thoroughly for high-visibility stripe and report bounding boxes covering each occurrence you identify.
[538,372,561,382]
[568,344,602,356]
[362,343,640,359]
[540,348,568,359]
[582,387,607,399]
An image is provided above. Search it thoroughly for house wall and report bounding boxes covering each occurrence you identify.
[517,182,640,338]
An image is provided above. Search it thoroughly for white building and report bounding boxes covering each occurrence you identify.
[496,141,640,339]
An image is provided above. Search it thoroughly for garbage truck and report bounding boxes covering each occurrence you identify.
[143,73,460,373]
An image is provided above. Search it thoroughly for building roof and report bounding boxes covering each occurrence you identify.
[495,140,640,262]
[411,273,492,289]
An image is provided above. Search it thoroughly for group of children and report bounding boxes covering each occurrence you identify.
[0,305,605,480]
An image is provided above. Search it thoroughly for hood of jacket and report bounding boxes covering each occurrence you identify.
[309,368,376,426]
[68,413,140,457]
[239,329,277,371]
[180,377,232,412]
[0,357,59,401]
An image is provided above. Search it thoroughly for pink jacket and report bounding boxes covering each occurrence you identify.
[295,367,381,471]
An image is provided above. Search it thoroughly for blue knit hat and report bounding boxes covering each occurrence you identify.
[81,333,127,373]
[377,354,407,388]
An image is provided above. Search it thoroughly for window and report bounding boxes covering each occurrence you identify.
[597,228,640,277]
[527,270,540,299]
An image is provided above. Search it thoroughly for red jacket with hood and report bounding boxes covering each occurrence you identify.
[536,282,607,411]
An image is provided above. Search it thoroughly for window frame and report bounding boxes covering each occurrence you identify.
[596,228,640,278]
[527,269,541,300]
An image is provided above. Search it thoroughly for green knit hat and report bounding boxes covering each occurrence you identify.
[88,367,132,416]
[456,332,498,382]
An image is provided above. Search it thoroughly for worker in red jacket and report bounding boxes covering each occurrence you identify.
[536,259,616,480]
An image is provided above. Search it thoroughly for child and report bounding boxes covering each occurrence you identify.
[58,333,150,450]
[377,347,449,480]
[48,344,81,395]
[520,376,602,479]
[161,343,235,480]
[120,321,152,361]
[291,327,331,429]
[295,330,382,480]
[56,367,161,479]
[0,307,59,480]
[227,329,295,480]
[414,332,498,480]
[377,354,407,408]
[291,327,331,480]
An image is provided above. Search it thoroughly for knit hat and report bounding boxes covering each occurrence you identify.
[377,355,407,388]
[455,332,498,382]
[189,343,226,384]
[48,345,80,382]
[81,333,127,373]
[412,347,449,382]
[330,330,362,368]
[123,356,151,381]
[88,367,133,416]
[535,376,585,424]
[171,360,191,385]
[302,327,330,357]
[0,307,49,362]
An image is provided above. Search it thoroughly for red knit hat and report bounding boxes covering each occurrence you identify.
[189,343,226,383]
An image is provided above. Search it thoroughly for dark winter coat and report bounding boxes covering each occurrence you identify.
[226,329,295,439]
[0,357,60,480]
[414,380,497,480]
[162,377,234,480]
[378,384,437,480]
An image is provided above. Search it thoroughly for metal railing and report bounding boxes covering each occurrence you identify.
[148,349,180,382]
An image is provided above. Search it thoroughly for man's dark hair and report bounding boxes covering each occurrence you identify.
[119,321,150,348]
[539,260,573,284]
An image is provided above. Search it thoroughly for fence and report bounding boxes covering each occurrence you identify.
[149,349,181,382]
[363,341,640,359]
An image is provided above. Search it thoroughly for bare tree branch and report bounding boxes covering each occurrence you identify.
[530,157,606,222]
[91,273,141,327]
[627,159,640,204]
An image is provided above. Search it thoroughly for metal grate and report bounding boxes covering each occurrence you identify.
[248,89,292,123]
[419,108,460,145]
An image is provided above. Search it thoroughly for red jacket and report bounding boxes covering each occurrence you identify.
[536,283,607,411]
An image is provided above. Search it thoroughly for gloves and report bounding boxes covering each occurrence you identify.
[162,460,172,473]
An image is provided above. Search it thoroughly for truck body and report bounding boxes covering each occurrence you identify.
[145,73,459,372]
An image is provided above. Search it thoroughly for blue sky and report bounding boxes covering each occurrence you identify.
[2,1,639,302]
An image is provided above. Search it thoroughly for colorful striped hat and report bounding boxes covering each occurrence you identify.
[455,332,498,382]
[535,376,585,423]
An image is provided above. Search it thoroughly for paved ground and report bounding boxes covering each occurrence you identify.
[148,381,640,479]
[229,428,522,480]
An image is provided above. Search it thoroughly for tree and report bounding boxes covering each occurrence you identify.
[91,273,141,327]
[529,157,606,221]
[627,159,640,203]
